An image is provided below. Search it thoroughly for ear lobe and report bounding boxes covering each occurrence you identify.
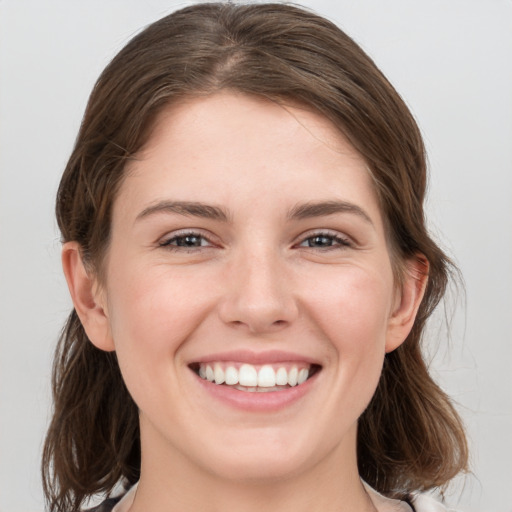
[385,254,429,353]
[61,241,115,352]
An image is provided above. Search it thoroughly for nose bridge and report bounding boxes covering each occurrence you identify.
[243,245,281,301]
[219,240,297,332]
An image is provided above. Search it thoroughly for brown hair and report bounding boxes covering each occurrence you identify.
[42,3,468,511]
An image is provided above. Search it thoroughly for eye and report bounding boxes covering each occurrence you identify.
[297,232,352,250]
[159,231,213,250]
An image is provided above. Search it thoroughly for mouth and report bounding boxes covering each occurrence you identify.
[189,361,322,393]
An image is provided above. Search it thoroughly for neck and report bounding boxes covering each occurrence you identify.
[129,422,377,512]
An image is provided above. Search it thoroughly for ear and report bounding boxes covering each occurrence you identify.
[385,254,429,353]
[61,241,115,352]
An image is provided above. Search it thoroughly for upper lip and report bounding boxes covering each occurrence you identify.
[190,349,321,366]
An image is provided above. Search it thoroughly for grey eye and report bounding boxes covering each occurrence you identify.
[306,235,335,247]
[174,235,205,247]
[160,232,211,249]
[298,232,352,250]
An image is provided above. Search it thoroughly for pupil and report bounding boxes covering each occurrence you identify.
[310,235,331,247]
[178,235,201,247]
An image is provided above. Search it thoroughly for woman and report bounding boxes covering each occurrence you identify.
[42,3,468,511]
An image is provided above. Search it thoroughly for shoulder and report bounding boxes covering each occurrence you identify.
[411,493,460,512]
[364,482,460,512]
[84,496,124,512]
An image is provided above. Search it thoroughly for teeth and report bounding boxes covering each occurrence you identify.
[288,367,298,386]
[225,366,238,385]
[234,385,285,393]
[298,368,309,385]
[239,364,258,386]
[275,367,288,385]
[257,365,276,387]
[197,362,311,390]
[214,363,225,384]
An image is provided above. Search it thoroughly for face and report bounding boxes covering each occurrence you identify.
[77,93,420,483]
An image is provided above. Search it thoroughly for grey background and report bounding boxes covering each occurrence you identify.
[1,1,511,511]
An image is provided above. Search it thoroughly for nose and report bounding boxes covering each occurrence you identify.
[218,246,299,334]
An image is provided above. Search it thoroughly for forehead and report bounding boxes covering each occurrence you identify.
[118,92,382,226]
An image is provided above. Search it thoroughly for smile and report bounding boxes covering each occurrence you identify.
[192,362,320,392]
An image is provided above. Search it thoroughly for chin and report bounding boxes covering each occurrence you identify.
[204,450,312,483]
[193,427,332,484]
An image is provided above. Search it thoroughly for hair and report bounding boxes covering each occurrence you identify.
[42,3,468,511]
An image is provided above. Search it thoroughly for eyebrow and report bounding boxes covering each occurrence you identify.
[136,201,230,222]
[135,199,373,225]
[287,200,373,225]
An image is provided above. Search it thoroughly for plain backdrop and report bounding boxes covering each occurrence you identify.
[1,1,511,511]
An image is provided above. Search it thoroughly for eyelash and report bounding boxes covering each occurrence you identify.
[158,231,215,251]
[296,231,353,250]
[158,230,353,252]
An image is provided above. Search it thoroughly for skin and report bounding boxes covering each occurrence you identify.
[63,93,426,512]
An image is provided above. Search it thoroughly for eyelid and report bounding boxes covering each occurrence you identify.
[158,228,219,249]
[156,228,355,251]
[294,229,354,249]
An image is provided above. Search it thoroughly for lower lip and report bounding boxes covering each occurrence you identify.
[193,371,319,412]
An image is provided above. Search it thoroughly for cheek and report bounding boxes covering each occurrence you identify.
[305,266,393,404]
[104,266,212,399]
[307,266,394,351]
[108,261,208,342]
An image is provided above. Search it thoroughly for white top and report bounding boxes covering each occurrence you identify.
[111,482,456,512]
